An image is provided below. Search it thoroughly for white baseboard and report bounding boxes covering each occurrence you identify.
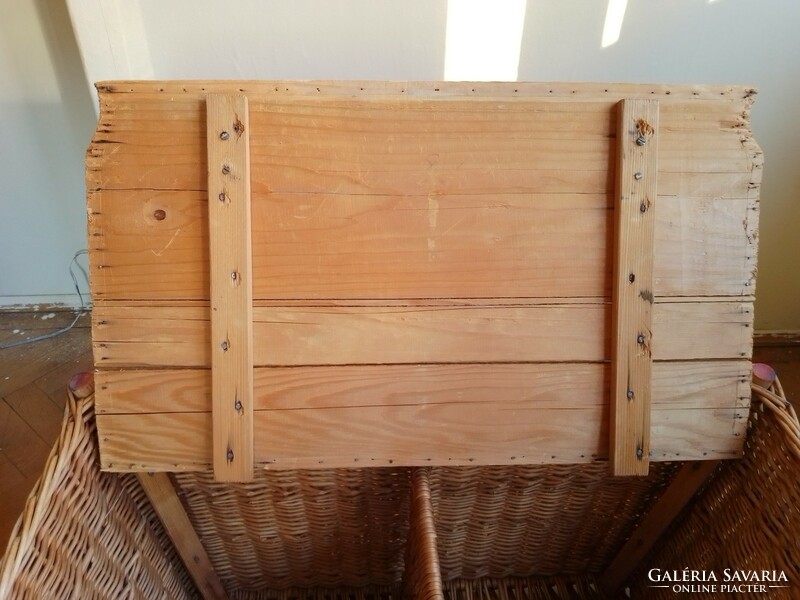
[0,294,89,310]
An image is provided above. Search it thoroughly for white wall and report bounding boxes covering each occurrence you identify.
[0,0,95,306]
[5,0,799,331]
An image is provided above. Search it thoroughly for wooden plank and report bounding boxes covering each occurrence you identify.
[598,460,720,594]
[98,402,747,472]
[206,94,253,482]
[95,361,751,415]
[94,80,755,99]
[88,190,756,300]
[91,300,753,367]
[137,472,228,599]
[611,99,659,476]
[94,360,749,470]
[87,95,756,194]
[5,384,63,444]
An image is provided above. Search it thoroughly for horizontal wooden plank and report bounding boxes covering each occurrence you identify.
[88,192,756,300]
[88,93,757,192]
[97,399,748,472]
[95,80,756,100]
[92,301,752,367]
[95,360,750,415]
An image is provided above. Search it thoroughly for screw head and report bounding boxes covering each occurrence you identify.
[234,400,243,411]
[634,172,643,180]
[627,390,634,399]
[637,334,645,344]
[231,271,238,281]
[220,341,229,351]
[222,165,231,175]
[636,135,647,146]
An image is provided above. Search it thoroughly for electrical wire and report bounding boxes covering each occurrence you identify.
[0,250,91,350]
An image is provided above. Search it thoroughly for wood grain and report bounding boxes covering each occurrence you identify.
[94,360,749,470]
[207,94,254,482]
[88,191,756,300]
[138,472,229,599]
[92,300,753,367]
[97,402,747,472]
[610,99,659,476]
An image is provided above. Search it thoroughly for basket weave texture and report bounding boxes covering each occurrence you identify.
[1,383,798,600]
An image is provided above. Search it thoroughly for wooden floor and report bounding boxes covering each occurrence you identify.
[0,308,797,557]
[0,309,92,548]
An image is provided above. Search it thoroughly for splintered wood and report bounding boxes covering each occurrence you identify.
[87,81,762,475]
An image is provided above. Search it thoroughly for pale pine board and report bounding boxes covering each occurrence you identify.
[92,301,753,367]
[88,191,756,299]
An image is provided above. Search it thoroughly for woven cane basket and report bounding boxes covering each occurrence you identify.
[1,382,798,600]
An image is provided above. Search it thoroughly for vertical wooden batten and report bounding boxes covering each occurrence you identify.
[610,99,659,476]
[137,472,229,599]
[206,95,254,482]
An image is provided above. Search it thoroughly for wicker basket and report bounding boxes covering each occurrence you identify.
[1,383,798,600]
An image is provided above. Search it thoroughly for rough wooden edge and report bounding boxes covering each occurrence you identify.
[207,94,254,482]
[598,460,720,595]
[610,99,659,476]
[137,472,228,600]
[94,80,758,101]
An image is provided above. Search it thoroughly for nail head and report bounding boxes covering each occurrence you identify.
[222,165,231,175]
[634,172,643,180]
[220,131,230,140]
[220,341,229,351]
[627,390,634,399]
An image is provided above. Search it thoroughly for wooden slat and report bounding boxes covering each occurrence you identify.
[87,190,757,300]
[611,99,659,476]
[91,300,753,367]
[207,94,253,482]
[95,361,751,415]
[98,403,746,472]
[95,80,755,99]
[598,460,720,594]
[94,360,749,470]
[137,472,228,599]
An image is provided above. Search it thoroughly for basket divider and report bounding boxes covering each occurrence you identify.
[610,98,659,476]
[598,459,719,594]
[405,468,444,600]
[138,472,229,599]
[207,93,255,482]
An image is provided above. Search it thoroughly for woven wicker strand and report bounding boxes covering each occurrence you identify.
[628,380,800,599]
[0,392,196,600]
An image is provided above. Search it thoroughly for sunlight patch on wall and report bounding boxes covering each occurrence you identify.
[444,0,527,81]
[601,0,628,48]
